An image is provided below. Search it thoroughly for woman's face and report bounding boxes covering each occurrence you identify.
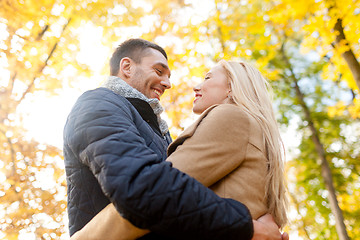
[193,65,231,114]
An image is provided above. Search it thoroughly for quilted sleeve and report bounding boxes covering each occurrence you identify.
[67,90,254,240]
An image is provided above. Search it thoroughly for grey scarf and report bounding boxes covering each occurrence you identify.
[102,76,169,136]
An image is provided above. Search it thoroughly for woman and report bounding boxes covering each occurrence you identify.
[71,60,288,239]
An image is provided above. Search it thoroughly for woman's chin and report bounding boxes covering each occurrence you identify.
[192,107,202,115]
[192,105,207,115]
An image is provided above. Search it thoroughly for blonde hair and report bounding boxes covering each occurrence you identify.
[219,60,288,227]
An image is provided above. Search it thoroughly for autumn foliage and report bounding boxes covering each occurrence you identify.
[0,0,359,239]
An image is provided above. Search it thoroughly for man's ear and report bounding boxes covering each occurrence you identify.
[119,57,132,79]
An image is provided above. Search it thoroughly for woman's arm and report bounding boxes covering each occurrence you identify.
[70,204,149,240]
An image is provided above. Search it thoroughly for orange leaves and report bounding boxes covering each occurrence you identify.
[328,100,347,118]
[348,98,360,119]
[0,134,67,238]
[328,98,360,119]
[1,0,359,238]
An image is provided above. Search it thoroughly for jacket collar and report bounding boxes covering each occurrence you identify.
[102,76,169,136]
[126,97,162,137]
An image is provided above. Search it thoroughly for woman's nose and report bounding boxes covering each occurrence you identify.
[193,83,202,92]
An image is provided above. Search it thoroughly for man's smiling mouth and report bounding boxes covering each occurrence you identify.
[152,88,163,99]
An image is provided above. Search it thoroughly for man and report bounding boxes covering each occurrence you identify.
[64,39,287,239]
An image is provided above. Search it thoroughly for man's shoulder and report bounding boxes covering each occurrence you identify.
[80,87,125,101]
[75,87,132,110]
[65,88,135,126]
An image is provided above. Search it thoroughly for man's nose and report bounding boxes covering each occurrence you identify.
[161,76,171,89]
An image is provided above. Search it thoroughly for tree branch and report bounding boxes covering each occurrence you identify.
[9,71,17,94]
[37,24,49,41]
[332,15,360,91]
[17,17,72,104]
[0,128,16,177]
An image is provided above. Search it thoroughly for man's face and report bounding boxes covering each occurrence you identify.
[128,48,171,100]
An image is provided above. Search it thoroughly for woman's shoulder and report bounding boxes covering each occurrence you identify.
[205,104,251,122]
[202,104,263,134]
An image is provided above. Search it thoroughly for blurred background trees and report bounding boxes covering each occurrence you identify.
[0,0,359,239]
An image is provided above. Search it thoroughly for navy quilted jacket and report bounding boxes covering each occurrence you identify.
[63,87,253,239]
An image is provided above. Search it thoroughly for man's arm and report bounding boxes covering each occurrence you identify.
[71,205,288,240]
[65,89,253,239]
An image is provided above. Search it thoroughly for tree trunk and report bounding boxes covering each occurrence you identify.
[333,18,360,91]
[281,46,350,240]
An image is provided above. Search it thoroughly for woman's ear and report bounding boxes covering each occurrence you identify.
[227,89,234,102]
[119,57,132,79]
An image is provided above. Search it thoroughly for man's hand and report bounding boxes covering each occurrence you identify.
[252,214,289,240]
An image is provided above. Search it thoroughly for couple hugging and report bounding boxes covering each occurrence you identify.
[64,38,288,240]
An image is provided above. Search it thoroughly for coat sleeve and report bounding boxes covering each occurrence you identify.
[167,105,250,187]
[66,91,254,240]
[70,204,149,240]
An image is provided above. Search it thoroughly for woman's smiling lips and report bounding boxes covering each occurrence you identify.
[194,93,202,103]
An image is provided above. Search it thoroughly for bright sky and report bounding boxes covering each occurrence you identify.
[18,23,110,149]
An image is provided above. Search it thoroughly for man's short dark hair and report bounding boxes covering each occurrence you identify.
[109,38,168,76]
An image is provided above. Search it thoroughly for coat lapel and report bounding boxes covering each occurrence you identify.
[167,105,219,155]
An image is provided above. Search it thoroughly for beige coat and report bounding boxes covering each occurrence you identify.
[71,104,269,240]
[167,104,268,219]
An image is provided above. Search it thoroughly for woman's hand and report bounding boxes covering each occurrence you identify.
[252,214,289,240]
